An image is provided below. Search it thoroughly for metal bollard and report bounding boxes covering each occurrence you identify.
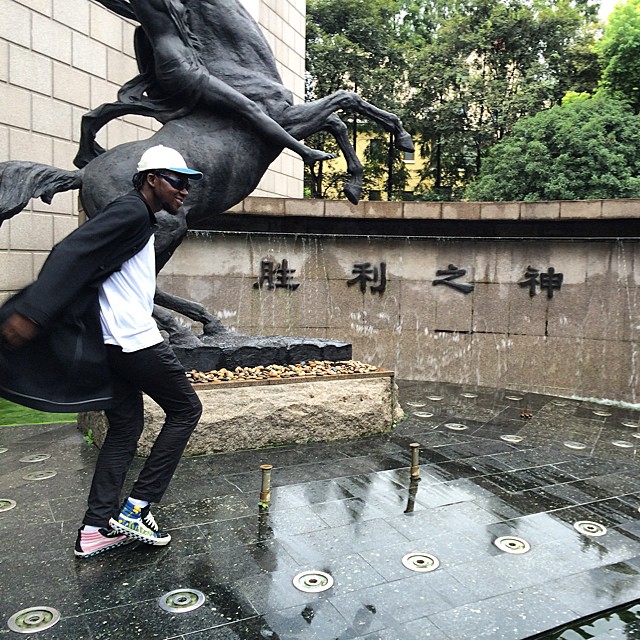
[259,464,273,509]
[409,443,421,479]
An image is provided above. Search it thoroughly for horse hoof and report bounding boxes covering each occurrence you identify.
[344,183,362,204]
[395,132,415,153]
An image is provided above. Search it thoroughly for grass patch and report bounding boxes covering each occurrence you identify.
[0,398,77,427]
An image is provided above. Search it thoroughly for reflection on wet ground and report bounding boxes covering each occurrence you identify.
[1,381,639,639]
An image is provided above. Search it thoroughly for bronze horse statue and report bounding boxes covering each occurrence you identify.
[0,0,413,342]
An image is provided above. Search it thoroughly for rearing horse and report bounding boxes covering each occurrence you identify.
[0,0,413,340]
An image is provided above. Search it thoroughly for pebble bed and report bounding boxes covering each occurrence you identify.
[186,360,380,384]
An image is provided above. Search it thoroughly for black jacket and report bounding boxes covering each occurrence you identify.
[0,191,157,412]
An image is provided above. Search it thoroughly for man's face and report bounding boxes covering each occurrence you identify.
[151,170,190,214]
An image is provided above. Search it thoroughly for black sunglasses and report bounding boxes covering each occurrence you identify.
[155,172,190,191]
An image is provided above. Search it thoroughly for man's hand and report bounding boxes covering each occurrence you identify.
[0,313,39,349]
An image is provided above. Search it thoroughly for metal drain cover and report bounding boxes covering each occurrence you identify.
[22,471,57,481]
[0,447,8,454]
[612,440,634,448]
[158,588,205,613]
[563,441,587,450]
[406,402,426,408]
[19,454,50,464]
[414,411,434,418]
[401,552,440,573]
[494,536,531,554]
[505,395,523,401]
[592,410,612,417]
[0,499,16,512]
[461,393,478,398]
[552,399,569,406]
[500,435,523,443]
[621,421,639,428]
[293,570,334,593]
[7,606,60,634]
[574,520,607,537]
[445,423,468,431]
[427,395,443,401]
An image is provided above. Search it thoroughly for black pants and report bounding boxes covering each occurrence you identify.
[83,342,202,528]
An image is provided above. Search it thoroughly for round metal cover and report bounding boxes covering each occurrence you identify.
[22,470,57,481]
[19,454,50,464]
[505,395,523,401]
[500,435,523,443]
[7,606,60,634]
[574,520,607,537]
[632,433,640,440]
[494,536,531,554]
[0,499,16,512]
[592,410,612,417]
[563,441,587,450]
[158,588,205,613]
[401,552,440,573]
[414,411,434,418]
[406,402,426,408]
[621,421,639,428]
[552,399,569,406]
[461,393,478,398]
[292,570,334,593]
[427,395,443,401]
[612,440,634,448]
[444,423,468,431]
[0,447,8,454]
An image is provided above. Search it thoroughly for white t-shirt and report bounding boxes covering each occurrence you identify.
[99,235,163,352]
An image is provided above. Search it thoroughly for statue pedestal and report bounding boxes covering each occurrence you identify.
[78,370,403,456]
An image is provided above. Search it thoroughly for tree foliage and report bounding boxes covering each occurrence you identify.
[595,0,640,111]
[464,95,640,201]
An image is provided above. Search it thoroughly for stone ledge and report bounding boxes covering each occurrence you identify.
[78,371,404,457]
[224,197,640,221]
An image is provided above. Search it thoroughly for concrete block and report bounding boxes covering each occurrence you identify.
[364,201,402,219]
[53,0,89,34]
[601,198,640,219]
[71,32,107,77]
[520,201,560,220]
[90,2,123,49]
[32,12,72,64]
[0,251,34,289]
[107,48,137,87]
[32,95,72,139]
[14,0,50,16]
[243,196,286,216]
[0,84,31,130]
[403,202,442,219]
[0,40,8,82]
[442,202,481,220]
[325,199,362,218]
[471,283,510,334]
[9,45,52,95]
[284,198,325,217]
[9,129,53,164]
[0,0,31,47]
[479,202,520,220]
[8,212,53,251]
[53,62,90,108]
[560,199,602,219]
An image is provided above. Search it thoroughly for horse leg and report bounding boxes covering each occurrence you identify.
[154,289,228,336]
[281,90,414,153]
[310,113,364,204]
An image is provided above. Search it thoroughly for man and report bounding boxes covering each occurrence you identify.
[0,145,203,557]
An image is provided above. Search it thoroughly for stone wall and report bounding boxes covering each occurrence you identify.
[158,197,640,404]
[0,0,305,304]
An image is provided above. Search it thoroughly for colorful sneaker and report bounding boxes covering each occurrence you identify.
[140,504,159,532]
[109,503,171,546]
[74,527,129,558]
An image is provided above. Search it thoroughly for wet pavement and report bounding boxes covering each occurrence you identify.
[1,380,640,639]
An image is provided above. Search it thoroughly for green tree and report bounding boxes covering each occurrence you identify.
[464,95,640,201]
[305,0,411,199]
[402,0,601,198]
[596,0,640,111]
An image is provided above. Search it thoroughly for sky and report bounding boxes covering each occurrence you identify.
[599,0,619,20]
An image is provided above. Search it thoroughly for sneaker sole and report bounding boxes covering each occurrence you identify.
[74,537,131,558]
[109,518,171,546]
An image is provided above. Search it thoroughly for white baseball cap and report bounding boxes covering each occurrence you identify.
[136,145,203,180]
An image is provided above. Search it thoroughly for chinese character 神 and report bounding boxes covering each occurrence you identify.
[347,262,387,295]
[432,264,474,294]
[519,266,563,298]
[253,258,300,290]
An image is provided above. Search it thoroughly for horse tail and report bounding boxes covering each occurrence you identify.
[0,161,83,226]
